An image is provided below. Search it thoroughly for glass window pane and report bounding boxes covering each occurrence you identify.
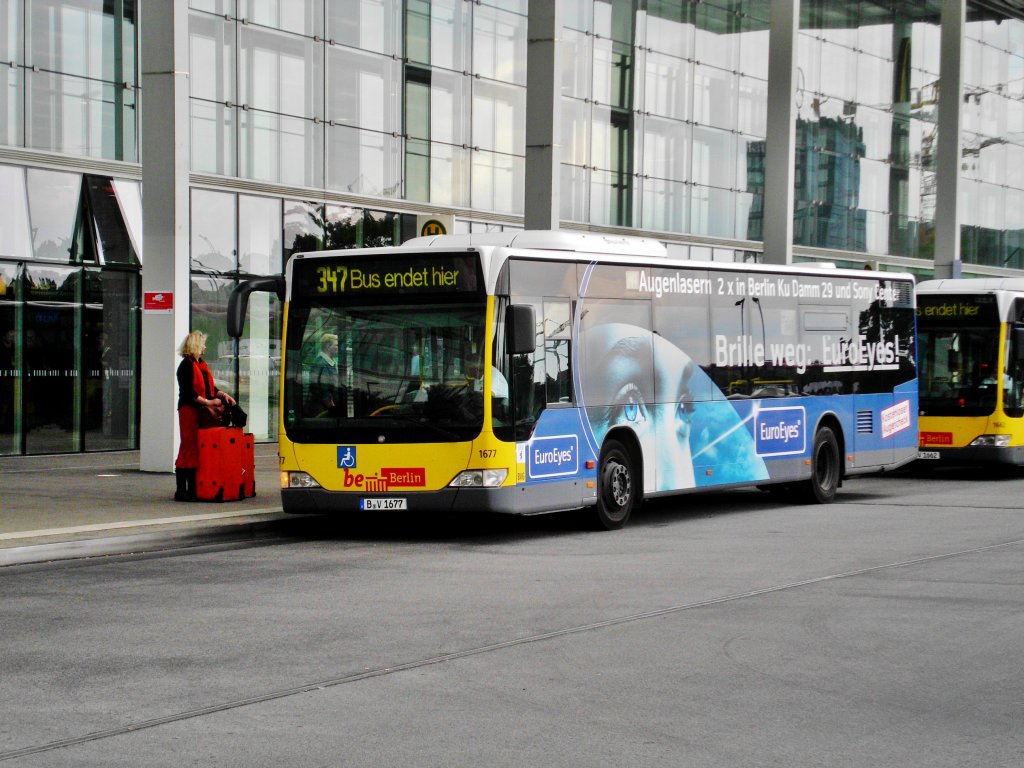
[644,52,691,122]
[561,28,592,100]
[691,184,735,238]
[0,165,32,260]
[238,195,281,275]
[2,0,23,63]
[239,110,323,187]
[0,261,19,455]
[284,200,324,262]
[326,124,403,198]
[24,263,78,454]
[429,143,470,207]
[238,289,280,441]
[190,0,235,15]
[737,75,766,138]
[695,3,737,72]
[112,180,142,262]
[819,38,856,102]
[240,0,322,37]
[641,176,688,233]
[645,1,695,58]
[240,26,323,118]
[471,149,524,215]
[692,125,736,189]
[471,79,524,155]
[693,64,736,131]
[326,0,402,57]
[561,97,592,167]
[191,274,237,397]
[324,205,360,249]
[1,67,24,147]
[642,115,689,181]
[430,69,470,146]
[27,70,133,160]
[191,99,237,176]
[85,175,138,265]
[428,0,470,72]
[191,189,236,273]
[327,46,401,133]
[27,168,80,262]
[83,268,137,451]
[29,0,120,81]
[189,10,235,103]
[473,4,527,85]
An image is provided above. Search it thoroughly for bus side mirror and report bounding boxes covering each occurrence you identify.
[227,276,285,338]
[1013,326,1024,359]
[506,304,536,355]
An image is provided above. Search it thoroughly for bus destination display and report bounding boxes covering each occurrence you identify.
[293,253,481,298]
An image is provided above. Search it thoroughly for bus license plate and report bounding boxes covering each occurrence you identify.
[360,498,407,511]
[917,451,940,460]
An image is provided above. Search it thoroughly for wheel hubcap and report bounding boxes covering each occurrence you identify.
[607,461,630,508]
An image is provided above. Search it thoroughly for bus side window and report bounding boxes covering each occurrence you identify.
[544,300,572,404]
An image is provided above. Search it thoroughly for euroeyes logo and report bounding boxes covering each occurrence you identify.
[337,446,357,468]
[528,435,579,479]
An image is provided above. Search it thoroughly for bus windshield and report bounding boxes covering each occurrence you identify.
[283,300,487,443]
[917,327,998,416]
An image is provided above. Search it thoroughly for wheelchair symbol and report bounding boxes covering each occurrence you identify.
[337,446,357,468]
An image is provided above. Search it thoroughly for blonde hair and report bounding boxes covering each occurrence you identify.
[179,330,207,359]
[321,333,338,349]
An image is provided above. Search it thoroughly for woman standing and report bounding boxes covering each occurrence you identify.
[175,330,236,501]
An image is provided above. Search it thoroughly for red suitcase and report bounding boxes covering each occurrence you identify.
[196,427,243,502]
[241,432,256,498]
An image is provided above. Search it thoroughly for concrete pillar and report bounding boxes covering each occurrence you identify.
[524,0,561,230]
[762,0,799,265]
[139,0,191,472]
[934,0,965,279]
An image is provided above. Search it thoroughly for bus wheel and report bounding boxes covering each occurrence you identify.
[595,441,635,530]
[803,426,840,504]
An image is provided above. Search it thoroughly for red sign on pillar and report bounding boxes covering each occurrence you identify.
[143,291,174,313]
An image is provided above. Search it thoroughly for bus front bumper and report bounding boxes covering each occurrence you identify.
[917,445,1024,465]
[281,479,593,516]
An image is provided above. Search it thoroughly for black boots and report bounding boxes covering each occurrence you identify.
[174,469,197,502]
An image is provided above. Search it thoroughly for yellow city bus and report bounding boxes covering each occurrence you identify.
[917,278,1024,464]
[229,231,918,529]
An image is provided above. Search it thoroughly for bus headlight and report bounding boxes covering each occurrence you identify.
[969,434,1011,448]
[449,469,508,488]
[282,471,322,489]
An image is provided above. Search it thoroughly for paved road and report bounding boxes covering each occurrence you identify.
[2,468,1023,767]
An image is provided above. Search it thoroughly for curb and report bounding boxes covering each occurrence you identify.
[0,510,294,568]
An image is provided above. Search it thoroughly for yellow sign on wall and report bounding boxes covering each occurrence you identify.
[417,214,453,237]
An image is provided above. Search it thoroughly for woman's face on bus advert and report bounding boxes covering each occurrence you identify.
[583,323,697,490]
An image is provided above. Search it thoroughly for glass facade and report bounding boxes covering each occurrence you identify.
[1,0,1024,456]
[0,164,140,456]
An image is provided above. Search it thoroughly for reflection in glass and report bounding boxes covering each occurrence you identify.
[191,99,236,176]
[191,274,237,398]
[83,268,137,451]
[24,264,77,454]
[1,67,23,147]
[27,168,80,262]
[284,200,324,263]
[0,261,18,455]
[191,190,236,273]
[238,290,280,441]
[0,165,31,259]
[238,195,281,276]
[326,124,403,198]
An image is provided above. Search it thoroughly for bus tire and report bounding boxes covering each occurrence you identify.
[802,426,840,504]
[594,441,635,530]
